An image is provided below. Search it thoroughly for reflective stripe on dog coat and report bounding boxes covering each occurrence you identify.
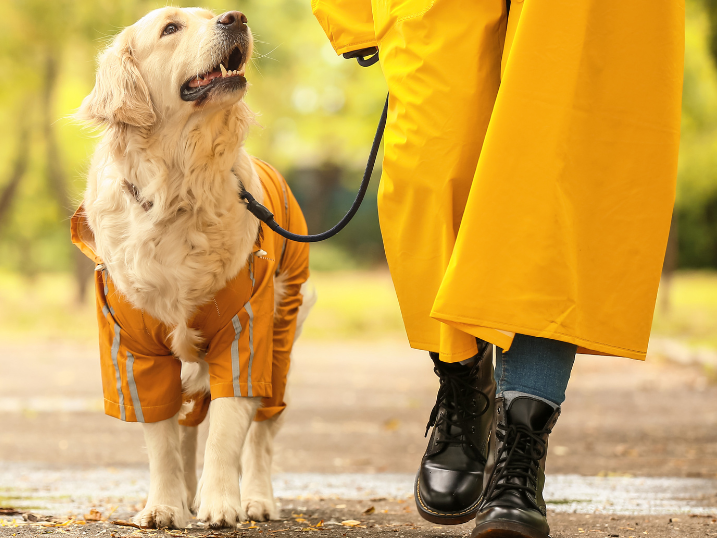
[71,158,310,424]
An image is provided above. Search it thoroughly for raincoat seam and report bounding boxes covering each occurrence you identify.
[408,340,477,358]
[339,38,378,49]
[210,381,272,398]
[396,1,435,24]
[334,39,379,55]
[431,310,645,356]
[103,396,182,411]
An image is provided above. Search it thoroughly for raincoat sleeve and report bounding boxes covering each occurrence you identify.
[311,0,376,55]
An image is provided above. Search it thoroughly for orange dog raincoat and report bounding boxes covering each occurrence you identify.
[71,158,310,424]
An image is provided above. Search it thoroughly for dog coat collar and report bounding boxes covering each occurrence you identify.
[123,180,153,211]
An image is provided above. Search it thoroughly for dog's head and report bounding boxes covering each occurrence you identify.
[78,7,253,128]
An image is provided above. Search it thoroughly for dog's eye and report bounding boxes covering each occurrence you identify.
[162,23,180,37]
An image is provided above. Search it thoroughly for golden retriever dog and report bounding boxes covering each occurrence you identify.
[74,7,313,529]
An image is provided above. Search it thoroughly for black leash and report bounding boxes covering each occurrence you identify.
[240,48,386,243]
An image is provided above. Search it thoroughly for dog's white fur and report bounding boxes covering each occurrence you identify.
[78,7,312,528]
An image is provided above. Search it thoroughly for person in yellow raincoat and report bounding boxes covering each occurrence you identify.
[312,1,684,536]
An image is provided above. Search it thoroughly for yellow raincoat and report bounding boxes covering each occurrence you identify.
[313,0,684,361]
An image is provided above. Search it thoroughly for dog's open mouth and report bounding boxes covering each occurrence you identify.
[180,46,246,102]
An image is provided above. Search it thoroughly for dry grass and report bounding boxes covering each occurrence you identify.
[2,268,716,348]
[0,269,405,344]
[653,271,717,349]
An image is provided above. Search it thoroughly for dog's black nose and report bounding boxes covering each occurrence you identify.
[217,11,248,27]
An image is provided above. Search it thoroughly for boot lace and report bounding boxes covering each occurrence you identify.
[481,422,549,511]
[424,355,491,449]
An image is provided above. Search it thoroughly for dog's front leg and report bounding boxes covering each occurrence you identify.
[241,414,283,521]
[134,413,189,529]
[197,397,261,527]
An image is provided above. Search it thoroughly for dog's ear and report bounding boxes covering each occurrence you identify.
[76,29,156,127]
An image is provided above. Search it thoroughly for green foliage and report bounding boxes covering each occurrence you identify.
[0,0,387,274]
[675,0,717,267]
[5,0,717,271]
[653,270,717,349]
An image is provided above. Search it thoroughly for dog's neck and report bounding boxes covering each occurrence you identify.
[108,102,257,219]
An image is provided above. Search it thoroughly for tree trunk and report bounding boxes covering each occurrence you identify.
[706,0,717,69]
[0,120,30,231]
[42,52,94,303]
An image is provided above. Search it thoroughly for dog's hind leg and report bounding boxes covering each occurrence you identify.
[180,425,198,511]
[241,413,284,521]
[197,396,261,527]
[134,413,189,529]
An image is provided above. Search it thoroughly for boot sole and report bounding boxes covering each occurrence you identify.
[413,473,480,525]
[471,520,550,538]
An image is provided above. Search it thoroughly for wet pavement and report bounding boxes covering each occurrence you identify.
[1,497,717,538]
[2,464,717,518]
[2,339,717,536]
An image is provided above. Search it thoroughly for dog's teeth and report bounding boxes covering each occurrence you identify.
[220,63,227,77]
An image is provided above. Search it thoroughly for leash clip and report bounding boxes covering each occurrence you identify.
[240,189,275,224]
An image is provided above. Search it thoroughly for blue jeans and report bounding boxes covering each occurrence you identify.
[494,334,577,405]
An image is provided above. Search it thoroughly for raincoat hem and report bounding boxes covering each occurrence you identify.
[407,339,479,363]
[333,39,379,56]
[210,382,273,400]
[103,396,183,423]
[255,405,286,422]
[430,311,647,361]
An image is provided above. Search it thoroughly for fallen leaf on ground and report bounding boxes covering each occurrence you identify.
[23,513,52,523]
[383,419,400,431]
[362,507,375,515]
[341,520,361,527]
[111,520,141,529]
[85,509,103,522]
[0,508,21,516]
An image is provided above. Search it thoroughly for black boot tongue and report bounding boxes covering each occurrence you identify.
[505,396,557,431]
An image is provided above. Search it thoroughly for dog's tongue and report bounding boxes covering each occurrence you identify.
[188,70,222,88]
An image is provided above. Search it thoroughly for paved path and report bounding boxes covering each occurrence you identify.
[2,463,717,518]
[2,339,717,477]
[2,338,717,536]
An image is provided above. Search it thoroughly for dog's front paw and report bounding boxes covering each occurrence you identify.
[133,504,186,529]
[197,488,246,528]
[243,497,279,522]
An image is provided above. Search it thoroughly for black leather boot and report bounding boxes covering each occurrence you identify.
[414,342,495,524]
[471,393,561,538]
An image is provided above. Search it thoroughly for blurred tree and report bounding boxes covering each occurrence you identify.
[0,0,388,276]
[0,118,30,230]
[705,0,717,65]
[675,0,717,268]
